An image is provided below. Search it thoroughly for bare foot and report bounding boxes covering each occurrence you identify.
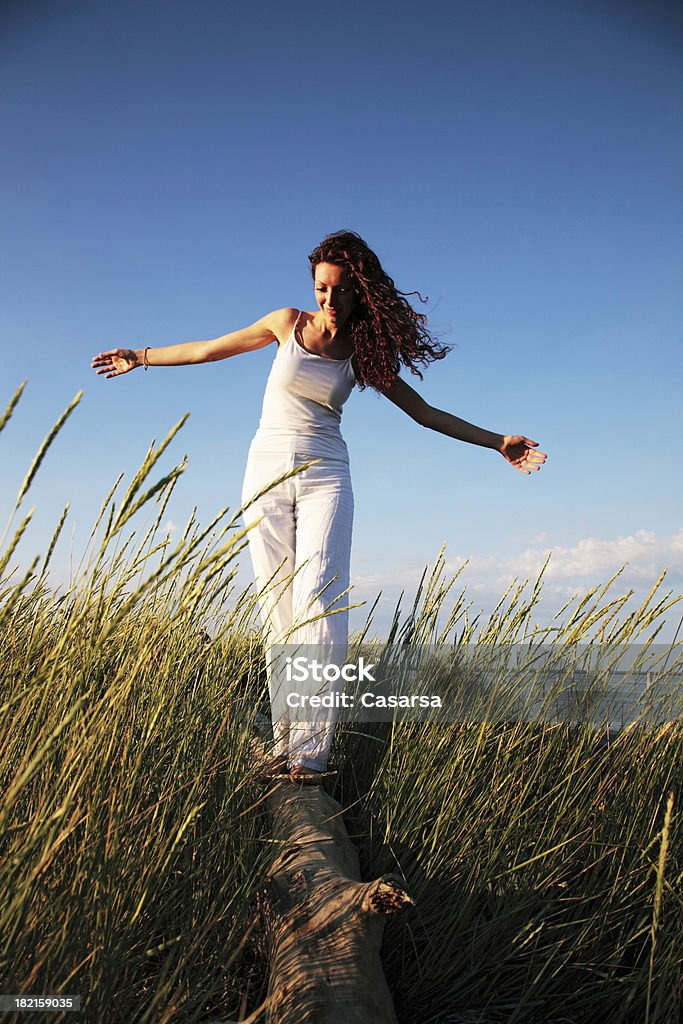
[288,764,337,785]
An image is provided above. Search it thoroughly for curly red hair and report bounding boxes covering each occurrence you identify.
[308,230,450,393]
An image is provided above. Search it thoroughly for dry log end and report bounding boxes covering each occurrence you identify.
[361,873,415,915]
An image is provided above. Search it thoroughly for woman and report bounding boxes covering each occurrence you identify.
[92,230,547,783]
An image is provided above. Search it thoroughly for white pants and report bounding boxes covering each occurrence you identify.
[241,449,354,770]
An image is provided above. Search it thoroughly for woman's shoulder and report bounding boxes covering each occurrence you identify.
[262,307,301,346]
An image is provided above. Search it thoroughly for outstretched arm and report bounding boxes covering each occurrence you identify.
[381,377,547,475]
[91,308,295,378]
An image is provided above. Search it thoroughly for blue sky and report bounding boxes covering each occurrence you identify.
[2,0,682,640]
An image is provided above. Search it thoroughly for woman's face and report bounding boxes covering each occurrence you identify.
[313,262,356,331]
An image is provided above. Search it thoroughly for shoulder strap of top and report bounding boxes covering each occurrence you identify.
[288,309,305,353]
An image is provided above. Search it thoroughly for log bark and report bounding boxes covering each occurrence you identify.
[259,780,413,1024]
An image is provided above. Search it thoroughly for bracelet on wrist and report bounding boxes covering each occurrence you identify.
[143,347,150,371]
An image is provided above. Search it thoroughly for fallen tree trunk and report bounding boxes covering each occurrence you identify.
[260,781,413,1024]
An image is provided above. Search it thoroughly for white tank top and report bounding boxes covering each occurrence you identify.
[249,311,356,461]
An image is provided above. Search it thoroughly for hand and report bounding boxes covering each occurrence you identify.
[91,348,142,378]
[499,436,547,474]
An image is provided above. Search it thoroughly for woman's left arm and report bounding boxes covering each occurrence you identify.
[381,378,547,475]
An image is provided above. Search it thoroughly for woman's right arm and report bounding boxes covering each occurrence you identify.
[91,308,294,378]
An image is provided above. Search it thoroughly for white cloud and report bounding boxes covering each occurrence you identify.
[348,528,683,641]
[432,528,683,588]
[670,528,683,554]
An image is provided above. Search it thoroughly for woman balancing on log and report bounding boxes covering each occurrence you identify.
[92,230,547,783]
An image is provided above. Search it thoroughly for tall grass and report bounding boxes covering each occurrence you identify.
[1,389,273,1023]
[2,386,681,1023]
[336,555,682,1024]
